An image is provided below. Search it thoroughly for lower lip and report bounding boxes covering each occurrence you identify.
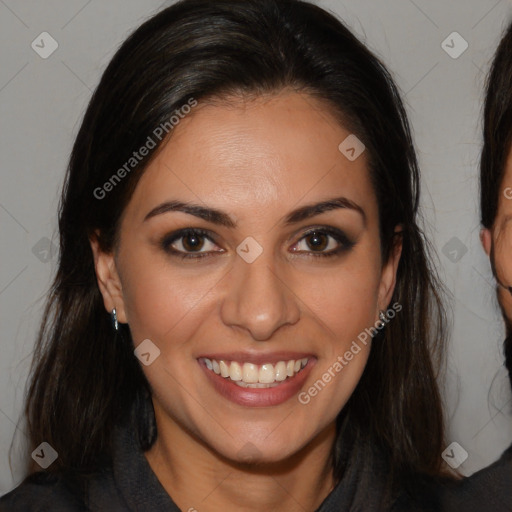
[198,360,315,407]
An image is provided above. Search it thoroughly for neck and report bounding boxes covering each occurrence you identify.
[145,413,337,512]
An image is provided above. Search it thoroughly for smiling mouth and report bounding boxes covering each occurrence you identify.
[198,357,309,388]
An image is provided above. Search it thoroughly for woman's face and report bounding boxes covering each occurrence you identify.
[92,91,401,464]
[483,148,512,323]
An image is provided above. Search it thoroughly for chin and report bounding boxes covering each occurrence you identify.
[206,426,318,468]
[230,442,300,467]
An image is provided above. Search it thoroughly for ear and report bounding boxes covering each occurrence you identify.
[89,231,128,324]
[480,228,492,256]
[378,226,403,311]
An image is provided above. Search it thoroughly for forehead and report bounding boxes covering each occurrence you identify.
[122,91,377,225]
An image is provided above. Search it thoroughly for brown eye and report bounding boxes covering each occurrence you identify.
[291,227,355,258]
[181,232,205,252]
[161,228,222,259]
[305,231,329,252]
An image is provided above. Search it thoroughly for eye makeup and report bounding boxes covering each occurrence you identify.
[158,225,357,261]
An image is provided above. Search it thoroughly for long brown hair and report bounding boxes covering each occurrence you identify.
[23,0,449,503]
[481,21,512,390]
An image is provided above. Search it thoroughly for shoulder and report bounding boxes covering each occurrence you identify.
[441,444,512,511]
[0,471,88,511]
[0,464,123,512]
[466,442,512,489]
[390,473,447,512]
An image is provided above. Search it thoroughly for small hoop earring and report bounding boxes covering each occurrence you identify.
[111,308,119,331]
[379,310,387,323]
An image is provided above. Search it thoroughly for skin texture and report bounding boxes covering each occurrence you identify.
[481,148,512,325]
[90,91,402,512]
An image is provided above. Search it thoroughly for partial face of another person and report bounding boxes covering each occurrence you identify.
[91,91,401,465]
[482,147,512,322]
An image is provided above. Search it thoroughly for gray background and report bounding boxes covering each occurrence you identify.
[1,0,512,495]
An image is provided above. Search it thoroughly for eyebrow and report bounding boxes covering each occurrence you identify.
[143,196,366,227]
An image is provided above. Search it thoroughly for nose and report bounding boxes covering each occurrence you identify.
[220,252,300,341]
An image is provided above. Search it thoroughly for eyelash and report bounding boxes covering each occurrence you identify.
[160,227,355,260]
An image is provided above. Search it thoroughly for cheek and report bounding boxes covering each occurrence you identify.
[297,257,381,340]
[118,251,223,344]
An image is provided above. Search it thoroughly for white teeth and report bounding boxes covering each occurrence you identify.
[219,360,230,378]
[202,357,309,385]
[275,361,287,381]
[259,364,275,384]
[229,361,242,381]
[242,363,259,383]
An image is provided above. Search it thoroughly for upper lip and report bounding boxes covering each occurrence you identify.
[197,351,315,365]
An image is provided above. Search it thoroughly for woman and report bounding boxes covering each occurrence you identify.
[441,21,512,512]
[0,0,451,510]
